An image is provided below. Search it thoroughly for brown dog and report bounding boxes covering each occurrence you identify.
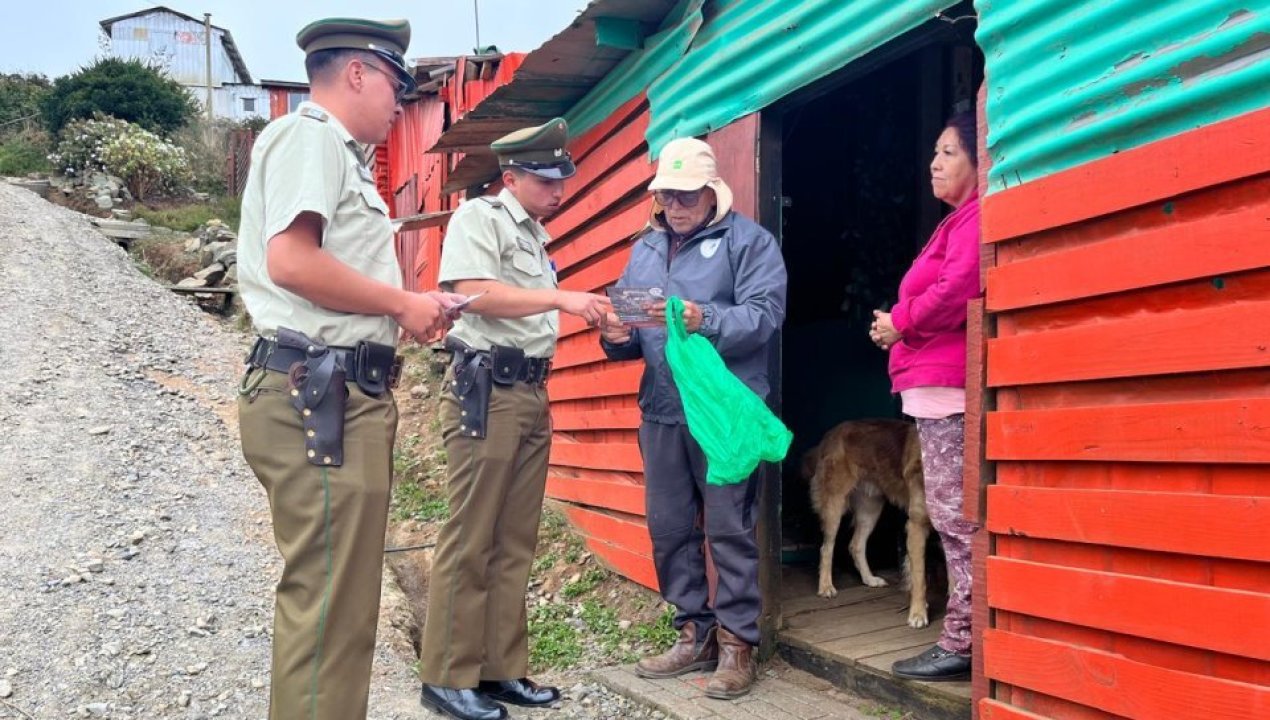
[802,419,931,628]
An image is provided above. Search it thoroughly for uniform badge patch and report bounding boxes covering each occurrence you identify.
[701,238,722,259]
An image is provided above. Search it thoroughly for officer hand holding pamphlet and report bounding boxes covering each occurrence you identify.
[605,286,665,328]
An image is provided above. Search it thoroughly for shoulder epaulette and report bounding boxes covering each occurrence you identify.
[299,107,328,122]
[475,196,503,208]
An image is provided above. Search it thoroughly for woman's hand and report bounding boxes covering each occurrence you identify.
[870,309,901,350]
[648,300,704,333]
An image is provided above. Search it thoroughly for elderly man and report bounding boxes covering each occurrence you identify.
[600,137,787,699]
[236,17,458,720]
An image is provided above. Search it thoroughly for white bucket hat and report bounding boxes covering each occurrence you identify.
[648,137,733,227]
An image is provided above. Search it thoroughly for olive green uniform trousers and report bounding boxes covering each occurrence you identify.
[239,369,398,720]
[419,372,552,688]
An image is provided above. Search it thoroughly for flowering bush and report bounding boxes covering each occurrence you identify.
[49,113,190,200]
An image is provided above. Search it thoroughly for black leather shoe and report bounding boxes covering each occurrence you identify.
[477,677,562,707]
[420,684,508,720]
[892,644,971,681]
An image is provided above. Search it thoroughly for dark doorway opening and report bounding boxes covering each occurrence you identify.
[764,14,982,718]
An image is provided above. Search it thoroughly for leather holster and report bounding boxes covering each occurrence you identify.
[277,327,348,466]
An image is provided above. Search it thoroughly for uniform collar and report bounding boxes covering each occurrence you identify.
[498,187,534,226]
[297,100,366,163]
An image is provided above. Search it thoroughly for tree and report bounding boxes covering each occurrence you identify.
[41,58,197,137]
[0,73,51,136]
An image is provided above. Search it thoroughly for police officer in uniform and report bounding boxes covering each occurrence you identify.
[236,17,461,720]
[418,119,611,720]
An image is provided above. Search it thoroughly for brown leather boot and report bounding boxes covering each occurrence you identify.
[635,623,718,678]
[704,627,757,699]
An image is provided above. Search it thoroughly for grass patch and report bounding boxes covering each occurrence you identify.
[528,603,584,668]
[129,233,202,285]
[390,433,449,522]
[0,133,51,175]
[529,598,678,670]
[132,195,241,233]
[560,567,607,599]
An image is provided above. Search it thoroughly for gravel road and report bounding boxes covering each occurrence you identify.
[0,183,674,720]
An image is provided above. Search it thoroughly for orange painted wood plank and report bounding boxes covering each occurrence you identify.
[550,200,646,273]
[983,629,1270,720]
[987,487,1270,563]
[569,93,646,162]
[547,157,656,242]
[549,441,643,473]
[706,113,758,217]
[552,408,642,431]
[988,302,1270,386]
[546,473,645,516]
[562,108,650,201]
[549,364,642,401]
[559,252,628,293]
[982,106,1270,242]
[986,201,1270,311]
[563,505,653,556]
[986,398,1270,463]
[585,537,657,590]
[978,700,1051,720]
[553,332,611,369]
[987,557,1270,661]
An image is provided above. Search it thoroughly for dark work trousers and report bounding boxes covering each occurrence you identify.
[639,420,762,646]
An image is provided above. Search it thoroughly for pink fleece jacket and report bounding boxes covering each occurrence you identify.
[889,192,982,393]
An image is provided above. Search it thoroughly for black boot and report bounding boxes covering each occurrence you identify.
[420,684,508,720]
[477,677,561,707]
[891,644,971,681]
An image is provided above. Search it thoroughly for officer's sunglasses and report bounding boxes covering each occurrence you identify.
[361,61,409,104]
[653,189,704,208]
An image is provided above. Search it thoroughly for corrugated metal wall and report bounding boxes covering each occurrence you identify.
[388,96,450,292]
[978,57,1270,720]
[976,0,1270,191]
[212,84,269,122]
[109,13,242,87]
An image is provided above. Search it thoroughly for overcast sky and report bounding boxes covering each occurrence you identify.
[1,1,590,82]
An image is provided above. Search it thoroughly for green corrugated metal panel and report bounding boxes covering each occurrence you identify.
[977,0,1270,192]
[566,0,704,134]
[644,0,956,157]
[565,0,959,157]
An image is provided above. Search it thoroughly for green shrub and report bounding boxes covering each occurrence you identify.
[99,124,192,200]
[0,73,51,139]
[0,131,51,175]
[50,115,192,200]
[42,58,197,136]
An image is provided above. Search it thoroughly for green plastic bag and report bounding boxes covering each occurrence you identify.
[663,296,793,485]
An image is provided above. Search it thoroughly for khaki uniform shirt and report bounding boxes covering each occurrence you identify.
[438,188,560,358]
[237,101,401,348]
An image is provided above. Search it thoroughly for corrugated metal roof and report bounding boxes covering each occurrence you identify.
[428,0,678,158]
[101,6,253,84]
[977,0,1270,192]
[643,0,958,157]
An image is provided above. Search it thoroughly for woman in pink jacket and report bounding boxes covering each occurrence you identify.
[870,112,981,681]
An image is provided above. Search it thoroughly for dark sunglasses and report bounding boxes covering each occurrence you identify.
[361,61,409,103]
[653,189,704,208]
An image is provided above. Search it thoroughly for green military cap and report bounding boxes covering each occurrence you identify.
[492,118,576,180]
[296,18,417,95]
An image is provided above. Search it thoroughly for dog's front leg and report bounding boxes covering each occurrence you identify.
[904,516,932,628]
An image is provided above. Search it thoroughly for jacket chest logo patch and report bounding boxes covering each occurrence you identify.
[700,238,721,259]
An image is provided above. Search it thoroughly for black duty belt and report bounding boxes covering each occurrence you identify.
[246,336,402,393]
[444,337,551,387]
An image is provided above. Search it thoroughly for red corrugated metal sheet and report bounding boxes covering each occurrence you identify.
[444,53,526,121]
[980,106,1270,719]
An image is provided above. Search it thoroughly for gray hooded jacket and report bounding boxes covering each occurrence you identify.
[600,211,788,424]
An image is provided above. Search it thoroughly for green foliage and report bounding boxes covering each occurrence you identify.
[0,131,51,175]
[42,57,197,136]
[50,115,192,200]
[0,73,51,138]
[560,567,607,599]
[131,196,241,233]
[98,123,193,200]
[528,603,584,668]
